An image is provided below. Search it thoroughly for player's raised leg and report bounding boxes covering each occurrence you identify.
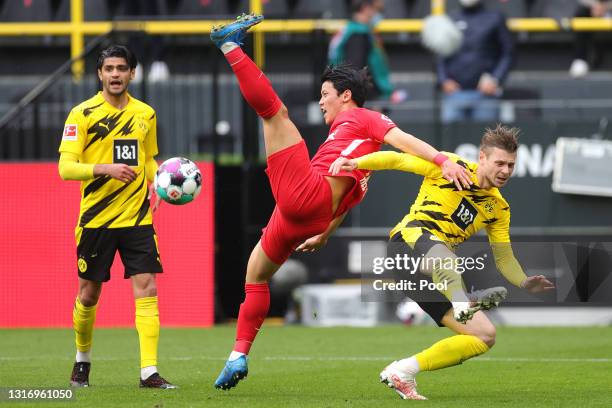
[70,278,101,387]
[211,13,302,158]
[131,273,176,389]
[380,310,495,400]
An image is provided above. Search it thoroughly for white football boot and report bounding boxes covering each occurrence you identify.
[379,361,427,400]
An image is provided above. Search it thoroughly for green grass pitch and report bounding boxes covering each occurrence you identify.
[1,325,611,407]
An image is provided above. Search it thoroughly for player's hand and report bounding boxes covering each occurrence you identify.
[440,160,472,191]
[521,275,555,293]
[148,183,162,213]
[329,156,357,175]
[296,234,328,253]
[105,163,137,183]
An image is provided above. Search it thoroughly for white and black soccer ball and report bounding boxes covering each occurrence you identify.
[421,14,464,57]
[154,157,202,205]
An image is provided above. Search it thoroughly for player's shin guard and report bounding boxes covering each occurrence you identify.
[135,296,160,368]
[415,335,489,371]
[73,297,97,353]
[223,48,282,118]
[234,283,270,354]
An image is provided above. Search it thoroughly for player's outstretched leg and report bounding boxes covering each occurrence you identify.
[211,13,281,120]
[381,311,495,400]
[211,13,302,157]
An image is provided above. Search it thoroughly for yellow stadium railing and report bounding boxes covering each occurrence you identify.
[0,0,611,80]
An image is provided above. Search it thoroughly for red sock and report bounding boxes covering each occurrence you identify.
[224,48,282,118]
[234,282,270,354]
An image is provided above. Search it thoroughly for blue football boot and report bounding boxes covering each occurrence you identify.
[214,355,248,390]
[210,12,264,48]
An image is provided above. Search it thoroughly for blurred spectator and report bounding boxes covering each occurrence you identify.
[328,0,404,102]
[569,0,612,78]
[437,0,514,123]
[109,0,170,82]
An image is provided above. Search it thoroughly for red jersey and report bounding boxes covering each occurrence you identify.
[310,107,397,216]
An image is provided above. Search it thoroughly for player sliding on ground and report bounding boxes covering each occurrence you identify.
[210,12,472,390]
[330,124,555,400]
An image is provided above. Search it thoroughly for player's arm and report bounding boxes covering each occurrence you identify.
[487,212,554,293]
[144,112,159,184]
[383,127,471,189]
[58,152,136,182]
[296,213,347,253]
[355,151,441,178]
[58,109,136,183]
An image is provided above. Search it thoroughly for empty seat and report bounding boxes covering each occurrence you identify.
[0,0,52,22]
[531,0,577,20]
[294,0,348,19]
[262,0,290,19]
[173,0,230,18]
[446,0,528,18]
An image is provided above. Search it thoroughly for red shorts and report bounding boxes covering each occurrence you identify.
[261,141,334,264]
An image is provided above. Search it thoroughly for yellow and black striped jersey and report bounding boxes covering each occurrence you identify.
[59,92,158,229]
[356,151,511,248]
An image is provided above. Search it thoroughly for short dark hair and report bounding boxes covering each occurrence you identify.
[321,64,372,107]
[96,45,137,70]
[480,124,520,154]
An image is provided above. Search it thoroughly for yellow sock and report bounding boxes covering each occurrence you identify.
[415,335,489,371]
[135,296,160,368]
[73,297,97,353]
[432,263,467,301]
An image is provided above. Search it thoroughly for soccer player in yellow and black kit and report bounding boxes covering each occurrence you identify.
[58,45,175,389]
[331,125,554,400]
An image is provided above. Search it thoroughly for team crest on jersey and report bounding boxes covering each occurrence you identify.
[484,201,495,213]
[63,124,78,141]
[78,257,87,273]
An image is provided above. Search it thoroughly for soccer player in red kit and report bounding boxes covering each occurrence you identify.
[211,13,472,390]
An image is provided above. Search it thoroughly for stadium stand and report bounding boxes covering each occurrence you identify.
[445,0,530,18]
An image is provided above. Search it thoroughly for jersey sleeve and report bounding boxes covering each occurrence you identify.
[486,204,511,243]
[144,112,159,183]
[144,112,159,158]
[355,151,442,178]
[366,110,396,143]
[58,108,87,155]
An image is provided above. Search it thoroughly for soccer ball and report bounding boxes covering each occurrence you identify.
[421,14,463,57]
[154,157,202,205]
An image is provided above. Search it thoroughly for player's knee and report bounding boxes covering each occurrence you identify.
[79,293,99,307]
[476,326,496,348]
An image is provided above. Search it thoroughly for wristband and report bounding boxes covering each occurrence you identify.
[433,153,449,166]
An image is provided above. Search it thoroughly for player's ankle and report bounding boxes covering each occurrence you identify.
[228,350,245,361]
[140,365,157,380]
[76,350,91,363]
[221,42,239,54]
[392,357,420,379]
